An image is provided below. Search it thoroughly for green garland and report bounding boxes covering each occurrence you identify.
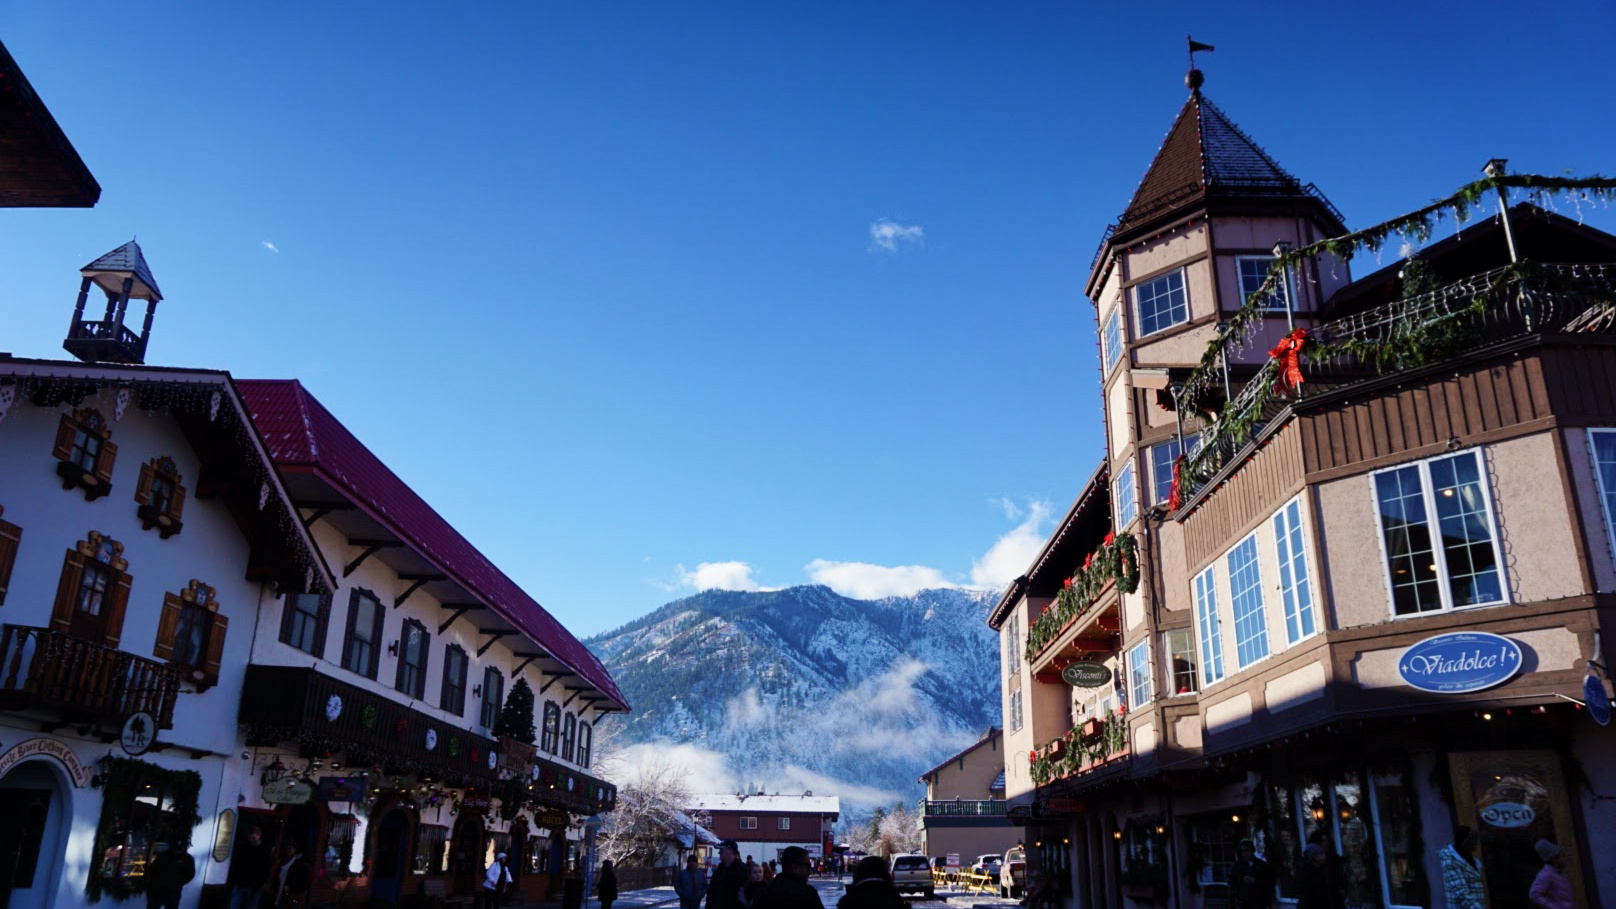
[1028,710,1129,786]
[1025,532,1140,661]
[86,757,203,903]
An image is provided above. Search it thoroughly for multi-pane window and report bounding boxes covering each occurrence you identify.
[1586,430,1616,564]
[1148,434,1199,505]
[342,590,384,679]
[740,817,758,830]
[1102,307,1124,372]
[134,456,187,537]
[777,817,792,830]
[441,644,468,716]
[1133,269,1189,336]
[1373,450,1505,616]
[1164,628,1198,695]
[1272,498,1317,644]
[172,602,211,665]
[68,410,105,472]
[1005,616,1021,676]
[561,712,578,761]
[577,721,593,768]
[480,667,504,730]
[1115,460,1138,528]
[280,593,328,656]
[541,701,561,753]
[1127,640,1152,708]
[395,619,428,700]
[1236,256,1293,312]
[1007,683,1023,733]
[1193,567,1226,686]
[53,408,117,498]
[1227,534,1270,669]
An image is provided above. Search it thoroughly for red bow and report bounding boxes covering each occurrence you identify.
[1268,328,1308,395]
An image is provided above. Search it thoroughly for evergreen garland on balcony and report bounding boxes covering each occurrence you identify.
[1028,709,1129,786]
[1024,532,1140,662]
[86,758,203,903]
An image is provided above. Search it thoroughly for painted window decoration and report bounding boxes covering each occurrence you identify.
[134,456,187,537]
[1115,460,1138,528]
[1373,449,1505,616]
[561,711,578,762]
[441,644,468,716]
[1102,306,1124,372]
[51,530,132,649]
[1193,567,1226,686]
[52,407,118,499]
[540,700,561,753]
[1127,640,1152,708]
[0,505,21,606]
[577,721,593,768]
[395,619,429,700]
[1236,255,1293,312]
[280,593,329,658]
[481,667,505,731]
[1149,434,1199,505]
[1227,534,1270,669]
[1163,628,1198,695]
[154,580,228,689]
[1589,430,1616,565]
[1133,268,1189,337]
[341,589,385,680]
[1272,498,1317,644]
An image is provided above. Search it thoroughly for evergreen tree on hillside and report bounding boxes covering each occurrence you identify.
[494,677,538,744]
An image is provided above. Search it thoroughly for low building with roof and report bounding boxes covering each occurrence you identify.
[686,793,840,863]
[916,727,1017,869]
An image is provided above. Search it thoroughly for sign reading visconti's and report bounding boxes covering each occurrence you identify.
[1397,632,1523,694]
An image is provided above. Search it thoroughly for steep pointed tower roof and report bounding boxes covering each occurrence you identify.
[81,239,162,301]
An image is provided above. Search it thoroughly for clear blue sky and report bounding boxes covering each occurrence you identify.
[4,2,1613,637]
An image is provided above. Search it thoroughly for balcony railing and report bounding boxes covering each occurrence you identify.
[917,799,1008,817]
[0,624,181,728]
[1029,710,1129,787]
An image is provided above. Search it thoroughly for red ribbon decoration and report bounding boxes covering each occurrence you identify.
[1167,454,1185,511]
[1269,328,1308,395]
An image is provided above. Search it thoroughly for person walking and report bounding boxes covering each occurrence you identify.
[226,826,273,909]
[1440,826,1486,909]
[1228,839,1273,909]
[275,842,311,909]
[837,856,904,909]
[706,840,750,909]
[751,846,825,909]
[675,855,710,909]
[144,842,195,909]
[740,863,767,908]
[1528,839,1573,909]
[481,851,514,908]
[599,859,620,909]
[1294,844,1333,909]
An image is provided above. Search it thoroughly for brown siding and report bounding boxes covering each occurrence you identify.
[1543,344,1616,423]
[1181,424,1305,571]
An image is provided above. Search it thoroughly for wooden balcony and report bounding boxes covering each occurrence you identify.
[63,318,147,365]
[0,624,181,729]
[1028,580,1122,679]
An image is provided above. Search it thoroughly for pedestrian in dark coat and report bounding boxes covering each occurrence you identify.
[676,855,710,909]
[837,857,904,909]
[599,859,620,909]
[1294,844,1333,909]
[752,847,825,909]
[1228,839,1274,909]
[144,843,195,909]
[227,827,273,909]
[275,842,312,909]
[740,863,767,908]
[706,841,750,909]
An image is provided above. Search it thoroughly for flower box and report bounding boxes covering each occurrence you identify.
[1080,718,1102,739]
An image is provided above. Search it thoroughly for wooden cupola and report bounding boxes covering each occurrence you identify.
[63,240,163,365]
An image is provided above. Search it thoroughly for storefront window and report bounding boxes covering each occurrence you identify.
[89,759,202,901]
[1333,772,1381,907]
[528,836,551,873]
[325,816,357,878]
[1268,782,1301,899]
[1370,773,1419,907]
[487,832,511,869]
[414,824,449,875]
[98,785,183,882]
[1187,815,1240,885]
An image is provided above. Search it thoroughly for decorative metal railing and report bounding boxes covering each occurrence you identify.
[917,799,1009,817]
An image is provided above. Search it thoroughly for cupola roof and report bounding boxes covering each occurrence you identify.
[82,239,162,301]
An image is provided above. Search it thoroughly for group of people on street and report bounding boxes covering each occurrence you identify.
[1440,826,1574,909]
[693,840,826,909]
[222,826,310,909]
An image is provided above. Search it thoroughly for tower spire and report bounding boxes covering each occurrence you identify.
[1186,36,1214,92]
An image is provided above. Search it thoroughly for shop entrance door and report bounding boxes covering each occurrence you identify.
[450,816,484,895]
[1450,750,1589,909]
[370,809,411,904]
[0,764,66,909]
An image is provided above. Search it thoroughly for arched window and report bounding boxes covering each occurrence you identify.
[480,667,505,730]
[541,701,561,754]
[561,712,577,762]
[577,721,593,768]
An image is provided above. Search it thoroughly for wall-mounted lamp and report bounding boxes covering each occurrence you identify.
[1155,826,1165,835]
[388,640,400,656]
[1112,830,1122,841]
[91,754,114,788]
[261,757,288,785]
[1311,806,1325,822]
[1231,814,1241,824]
[473,685,483,698]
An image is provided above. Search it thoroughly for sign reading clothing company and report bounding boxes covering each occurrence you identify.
[1398,632,1522,694]
[0,738,92,787]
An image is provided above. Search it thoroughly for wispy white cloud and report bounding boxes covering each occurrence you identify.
[970,500,1051,590]
[997,497,1022,521]
[868,219,923,253]
[804,559,958,599]
[677,561,775,592]
[261,240,280,254]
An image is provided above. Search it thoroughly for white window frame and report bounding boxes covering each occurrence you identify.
[1271,496,1318,645]
[1102,306,1124,373]
[1005,615,1021,677]
[1193,567,1226,686]
[1235,255,1295,313]
[1370,448,1509,619]
[1226,532,1270,670]
[1588,429,1616,567]
[1162,627,1197,696]
[777,817,791,831]
[1133,268,1190,337]
[1127,640,1152,708]
[1148,434,1199,505]
[740,816,758,830]
[1008,685,1023,733]
[1115,460,1138,528]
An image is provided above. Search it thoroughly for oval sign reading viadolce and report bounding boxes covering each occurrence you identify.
[1397,631,1523,694]
[1062,661,1112,688]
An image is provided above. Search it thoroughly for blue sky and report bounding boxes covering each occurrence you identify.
[4,2,1613,637]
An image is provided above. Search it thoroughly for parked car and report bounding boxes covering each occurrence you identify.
[1000,847,1026,898]
[890,854,935,900]
[970,854,1003,879]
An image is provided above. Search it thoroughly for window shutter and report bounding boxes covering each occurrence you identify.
[200,612,229,687]
[103,571,133,649]
[169,484,187,522]
[342,590,361,672]
[367,604,384,679]
[50,549,86,633]
[152,593,183,661]
[51,415,76,461]
[278,593,296,645]
[135,461,155,505]
[94,440,118,485]
[313,594,331,658]
[0,513,21,605]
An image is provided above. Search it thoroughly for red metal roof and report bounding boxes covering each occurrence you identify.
[235,379,628,712]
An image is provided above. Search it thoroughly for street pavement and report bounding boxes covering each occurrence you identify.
[603,876,1022,909]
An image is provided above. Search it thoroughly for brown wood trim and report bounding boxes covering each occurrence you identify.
[1303,415,1558,484]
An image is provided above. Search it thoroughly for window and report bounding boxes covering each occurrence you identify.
[1004,616,1021,676]
[1127,640,1152,708]
[1148,434,1199,505]
[341,589,384,679]
[540,700,561,753]
[1227,534,1270,669]
[480,667,505,730]
[280,593,330,657]
[561,712,578,761]
[134,457,186,537]
[1236,256,1293,312]
[395,619,429,699]
[324,815,358,878]
[1133,269,1189,337]
[49,531,131,648]
[91,763,192,890]
[0,505,21,606]
[1372,450,1505,616]
[1193,567,1226,686]
[154,580,228,688]
[777,817,792,830]
[577,721,593,768]
[1586,430,1616,565]
[1272,498,1317,644]
[52,408,117,499]
[441,644,468,716]
[740,817,758,830]
[1007,680,1023,733]
[413,824,449,875]
[1102,306,1124,372]
[1115,460,1138,528]
[1164,628,1197,695]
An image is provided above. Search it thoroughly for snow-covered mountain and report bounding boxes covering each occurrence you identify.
[584,586,1002,811]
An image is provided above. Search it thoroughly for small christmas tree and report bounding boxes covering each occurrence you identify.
[494,677,538,744]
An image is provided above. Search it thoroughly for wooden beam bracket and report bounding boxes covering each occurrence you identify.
[344,539,403,578]
[393,573,446,608]
[476,629,516,657]
[512,651,549,675]
[437,603,485,634]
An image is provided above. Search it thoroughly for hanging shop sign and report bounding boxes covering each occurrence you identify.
[0,737,92,787]
[1585,672,1611,726]
[1062,661,1112,688]
[316,776,366,803]
[119,711,157,757]
[1397,632,1522,694]
[263,778,314,805]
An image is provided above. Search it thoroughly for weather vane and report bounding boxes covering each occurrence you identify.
[1187,36,1214,90]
